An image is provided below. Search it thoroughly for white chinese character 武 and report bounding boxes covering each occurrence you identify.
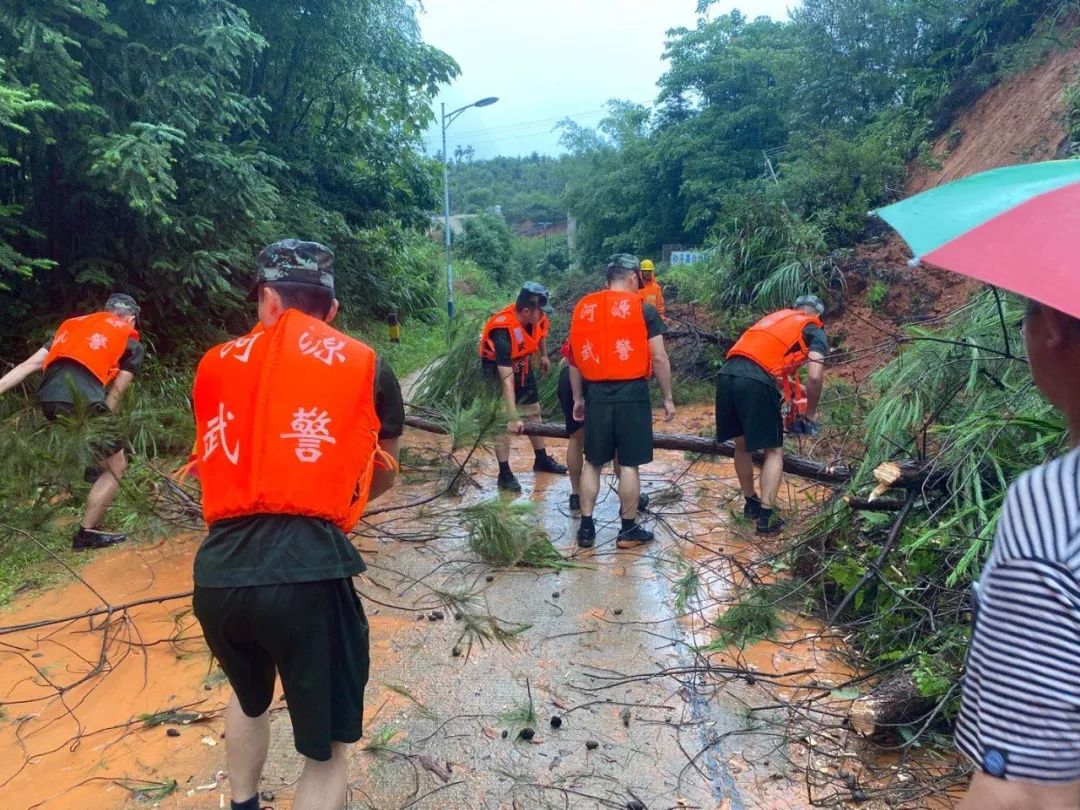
[614,338,634,362]
[610,299,631,319]
[203,402,240,465]
[280,407,337,463]
[88,333,109,351]
[298,330,347,366]
[219,332,262,363]
[54,331,69,346]
[579,340,599,364]
[580,303,597,323]
[106,317,127,329]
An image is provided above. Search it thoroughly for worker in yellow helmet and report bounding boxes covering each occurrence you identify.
[638,259,666,319]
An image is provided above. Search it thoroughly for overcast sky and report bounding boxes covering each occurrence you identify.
[420,1,798,159]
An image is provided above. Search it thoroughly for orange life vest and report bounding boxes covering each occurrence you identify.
[726,309,824,378]
[536,312,551,344]
[191,309,393,532]
[639,280,665,317]
[569,290,651,382]
[479,304,541,383]
[43,312,138,386]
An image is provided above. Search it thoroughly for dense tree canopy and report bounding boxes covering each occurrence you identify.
[0,0,457,350]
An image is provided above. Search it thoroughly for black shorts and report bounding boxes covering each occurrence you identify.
[557,366,584,434]
[193,578,370,761]
[715,372,783,452]
[483,362,539,407]
[583,398,653,467]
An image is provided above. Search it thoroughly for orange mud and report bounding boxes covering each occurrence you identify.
[0,403,937,808]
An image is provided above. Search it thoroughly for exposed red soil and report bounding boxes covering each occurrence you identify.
[832,41,1080,387]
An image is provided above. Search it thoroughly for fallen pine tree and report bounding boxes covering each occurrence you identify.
[403,414,855,485]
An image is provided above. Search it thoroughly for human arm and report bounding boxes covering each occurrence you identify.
[569,364,585,422]
[959,774,1080,810]
[105,339,144,412]
[804,351,824,421]
[954,470,1080,809]
[538,335,550,374]
[490,329,523,434]
[802,324,828,422]
[369,437,400,501]
[499,365,523,434]
[649,335,675,421]
[657,285,666,318]
[369,359,404,500]
[105,370,135,412]
[0,347,48,396]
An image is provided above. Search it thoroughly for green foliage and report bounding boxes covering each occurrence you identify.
[704,584,788,650]
[462,499,574,569]
[867,280,889,311]
[457,213,514,284]
[448,153,570,225]
[551,1,1076,278]
[0,0,458,353]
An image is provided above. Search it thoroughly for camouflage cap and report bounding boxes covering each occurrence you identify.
[795,294,825,316]
[247,239,335,301]
[105,293,140,317]
[520,280,554,314]
[607,253,640,271]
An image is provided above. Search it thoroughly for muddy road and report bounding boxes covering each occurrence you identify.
[0,405,852,809]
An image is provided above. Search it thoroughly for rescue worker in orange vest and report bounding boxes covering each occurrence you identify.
[638,259,666,319]
[557,341,651,515]
[189,240,403,810]
[0,293,143,550]
[715,294,828,535]
[479,281,567,492]
[568,254,675,549]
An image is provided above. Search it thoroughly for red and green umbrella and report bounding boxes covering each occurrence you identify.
[875,160,1080,320]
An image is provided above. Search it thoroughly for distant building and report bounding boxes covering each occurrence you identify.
[669,250,706,266]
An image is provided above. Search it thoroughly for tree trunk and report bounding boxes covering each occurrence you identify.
[848,671,931,737]
[403,415,853,485]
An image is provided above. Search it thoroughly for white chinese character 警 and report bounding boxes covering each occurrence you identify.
[298,330,347,366]
[614,338,634,362]
[219,332,262,363]
[579,340,599,364]
[280,407,337,463]
[610,299,631,319]
[88,333,109,350]
[580,303,597,323]
[203,402,240,465]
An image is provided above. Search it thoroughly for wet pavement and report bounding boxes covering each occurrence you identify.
[0,405,843,809]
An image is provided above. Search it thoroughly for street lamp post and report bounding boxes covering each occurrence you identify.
[442,96,498,319]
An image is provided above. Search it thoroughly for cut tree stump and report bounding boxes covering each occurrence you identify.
[849,671,932,736]
[870,459,949,499]
[403,415,854,485]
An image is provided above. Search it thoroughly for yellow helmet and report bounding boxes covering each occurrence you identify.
[640,259,655,272]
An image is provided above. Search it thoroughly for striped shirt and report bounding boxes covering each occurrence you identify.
[955,446,1080,783]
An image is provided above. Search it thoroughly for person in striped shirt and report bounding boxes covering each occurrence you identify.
[956,299,1080,810]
